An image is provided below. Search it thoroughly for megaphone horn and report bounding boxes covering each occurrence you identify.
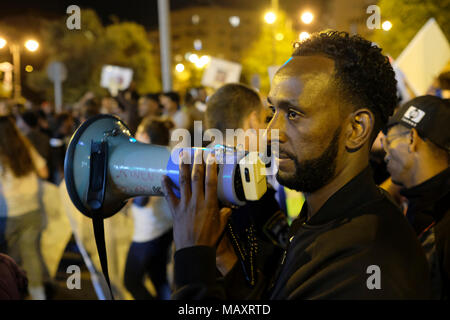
[64,114,173,220]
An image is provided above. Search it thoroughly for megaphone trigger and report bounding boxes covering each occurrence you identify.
[87,140,108,211]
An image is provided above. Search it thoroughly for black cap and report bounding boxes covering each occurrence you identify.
[386,95,450,152]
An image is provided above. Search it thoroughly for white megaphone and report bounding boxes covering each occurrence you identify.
[64,114,268,220]
[63,114,268,298]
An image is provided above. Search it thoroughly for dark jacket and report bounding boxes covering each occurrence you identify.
[173,167,432,300]
[222,188,288,299]
[401,167,450,299]
[0,253,28,299]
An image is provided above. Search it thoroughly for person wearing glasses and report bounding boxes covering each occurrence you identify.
[383,95,450,299]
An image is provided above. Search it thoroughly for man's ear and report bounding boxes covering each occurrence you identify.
[247,110,260,130]
[345,108,374,152]
[408,128,420,153]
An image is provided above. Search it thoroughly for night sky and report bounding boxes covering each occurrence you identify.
[0,0,269,30]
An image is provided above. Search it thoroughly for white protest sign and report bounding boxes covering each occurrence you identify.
[100,65,133,96]
[0,62,13,96]
[395,18,450,96]
[201,57,242,89]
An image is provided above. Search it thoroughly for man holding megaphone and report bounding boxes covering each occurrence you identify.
[161,31,433,300]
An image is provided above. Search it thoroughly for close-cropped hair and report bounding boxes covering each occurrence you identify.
[293,31,398,141]
[205,83,262,133]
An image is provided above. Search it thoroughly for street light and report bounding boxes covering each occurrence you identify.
[382,21,392,31]
[299,32,310,42]
[0,37,40,100]
[264,11,277,24]
[25,39,39,52]
[188,53,199,63]
[175,63,184,72]
[229,16,240,27]
[275,33,284,41]
[301,11,314,24]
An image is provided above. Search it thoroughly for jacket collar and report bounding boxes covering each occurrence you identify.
[290,166,381,236]
[400,167,450,222]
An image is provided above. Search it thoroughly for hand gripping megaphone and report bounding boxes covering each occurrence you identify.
[63,114,268,297]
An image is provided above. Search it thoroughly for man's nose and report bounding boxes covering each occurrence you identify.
[266,110,287,143]
[383,151,390,163]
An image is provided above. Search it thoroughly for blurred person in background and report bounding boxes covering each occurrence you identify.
[79,97,101,124]
[36,110,53,138]
[100,95,120,115]
[48,112,74,184]
[0,100,9,116]
[124,117,174,300]
[383,95,450,299]
[138,94,162,119]
[438,71,450,99]
[0,253,28,299]
[40,102,56,133]
[183,89,204,147]
[0,115,48,299]
[195,86,208,112]
[160,91,189,130]
[116,87,140,134]
[18,111,51,166]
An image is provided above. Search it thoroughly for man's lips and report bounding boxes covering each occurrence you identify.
[277,153,291,160]
[273,151,292,159]
[272,150,292,160]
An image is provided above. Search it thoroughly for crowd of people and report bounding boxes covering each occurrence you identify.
[0,30,449,301]
[0,86,208,299]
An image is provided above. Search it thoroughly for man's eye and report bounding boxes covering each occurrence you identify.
[287,109,301,120]
[268,106,276,114]
[266,106,276,123]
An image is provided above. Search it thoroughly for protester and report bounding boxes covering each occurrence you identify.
[203,83,288,299]
[162,31,432,299]
[48,112,74,184]
[438,72,450,99]
[183,89,205,145]
[382,95,450,299]
[100,95,119,115]
[19,111,51,165]
[138,94,162,119]
[0,115,48,300]
[0,253,28,299]
[123,117,174,300]
[160,91,190,129]
[205,83,269,138]
[116,88,140,134]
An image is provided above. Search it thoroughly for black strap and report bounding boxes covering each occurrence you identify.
[93,216,114,300]
[87,140,114,299]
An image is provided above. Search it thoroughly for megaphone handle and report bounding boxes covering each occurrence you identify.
[93,216,114,300]
[87,141,108,210]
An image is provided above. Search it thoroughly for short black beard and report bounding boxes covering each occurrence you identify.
[276,127,341,193]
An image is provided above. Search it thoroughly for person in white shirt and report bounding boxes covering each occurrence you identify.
[0,115,49,300]
[123,117,174,300]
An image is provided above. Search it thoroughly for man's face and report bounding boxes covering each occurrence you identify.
[266,56,345,192]
[160,95,177,113]
[383,125,412,186]
[138,98,158,117]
